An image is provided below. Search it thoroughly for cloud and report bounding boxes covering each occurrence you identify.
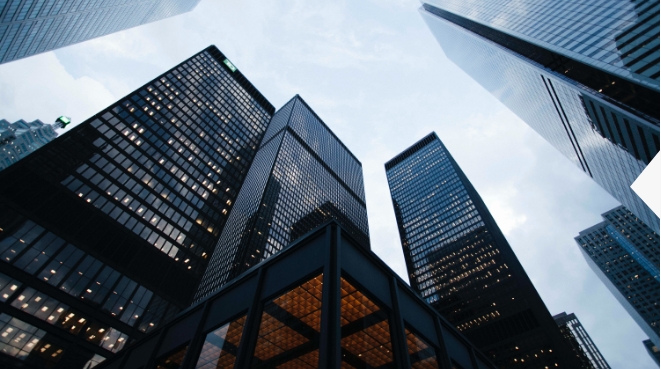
[0,52,116,129]
[482,186,528,235]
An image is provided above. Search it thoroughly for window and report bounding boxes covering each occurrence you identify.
[405,326,439,369]
[251,274,323,367]
[157,345,188,369]
[340,277,395,368]
[195,314,246,369]
[0,313,65,366]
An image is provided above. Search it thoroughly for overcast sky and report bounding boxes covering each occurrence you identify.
[0,1,655,368]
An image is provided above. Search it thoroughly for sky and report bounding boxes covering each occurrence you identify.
[0,1,656,368]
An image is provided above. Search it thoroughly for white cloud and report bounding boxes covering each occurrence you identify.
[482,186,528,235]
[0,52,116,129]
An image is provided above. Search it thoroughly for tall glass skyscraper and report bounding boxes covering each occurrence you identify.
[419,0,660,233]
[195,95,370,302]
[0,45,274,368]
[0,0,200,64]
[553,312,611,369]
[0,118,68,171]
[386,132,581,368]
[576,206,660,347]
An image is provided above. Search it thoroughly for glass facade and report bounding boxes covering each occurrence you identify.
[553,312,611,369]
[0,119,59,171]
[419,1,660,234]
[421,0,659,92]
[575,206,660,347]
[0,0,200,64]
[0,45,274,368]
[386,133,582,368]
[92,222,497,369]
[196,95,369,301]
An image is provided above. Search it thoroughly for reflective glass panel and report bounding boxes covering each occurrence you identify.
[195,314,246,369]
[0,272,21,302]
[251,274,323,368]
[340,278,394,368]
[405,326,439,369]
[0,313,64,366]
[157,345,188,369]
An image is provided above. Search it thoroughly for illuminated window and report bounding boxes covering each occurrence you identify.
[340,278,395,368]
[251,274,323,367]
[0,313,65,365]
[195,314,246,369]
[0,273,21,302]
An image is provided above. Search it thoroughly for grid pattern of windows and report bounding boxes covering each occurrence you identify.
[196,96,369,301]
[0,0,200,64]
[386,133,579,368]
[420,7,659,233]
[0,313,65,367]
[58,50,272,275]
[251,274,323,367]
[0,46,274,368]
[0,119,58,171]
[0,217,176,354]
[601,206,660,268]
[553,312,612,369]
[422,0,659,89]
[576,207,660,343]
[195,314,246,369]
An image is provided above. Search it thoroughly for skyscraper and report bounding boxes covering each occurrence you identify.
[576,206,660,347]
[385,132,581,368]
[195,95,370,301]
[553,312,611,369]
[0,45,274,368]
[88,222,498,369]
[0,0,200,64]
[419,0,660,233]
[0,117,69,171]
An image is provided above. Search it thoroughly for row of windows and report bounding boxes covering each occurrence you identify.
[198,98,369,299]
[0,310,108,368]
[55,51,271,272]
[0,219,179,334]
[201,130,369,295]
[0,2,164,62]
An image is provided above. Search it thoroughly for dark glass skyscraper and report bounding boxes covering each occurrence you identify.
[553,312,611,369]
[0,0,200,64]
[195,95,370,302]
[419,0,660,233]
[0,45,274,368]
[576,206,659,348]
[386,132,581,368]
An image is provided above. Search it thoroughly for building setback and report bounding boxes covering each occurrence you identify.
[643,339,659,365]
[553,312,611,369]
[0,45,274,368]
[0,0,200,64]
[195,95,370,302]
[576,206,660,347]
[419,0,660,233]
[93,222,498,369]
[385,132,581,368]
[0,118,68,171]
